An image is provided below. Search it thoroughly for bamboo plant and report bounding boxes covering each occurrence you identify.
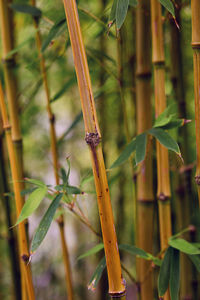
[30,1,73,298]
[0,82,35,300]
[136,0,154,299]
[150,0,172,299]
[63,0,126,298]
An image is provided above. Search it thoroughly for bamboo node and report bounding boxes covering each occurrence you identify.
[3,124,11,130]
[2,57,16,67]
[195,175,200,185]
[49,113,55,123]
[21,254,30,263]
[109,289,126,298]
[191,43,200,49]
[85,132,100,147]
[158,193,168,201]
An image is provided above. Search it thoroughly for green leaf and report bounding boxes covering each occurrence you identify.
[16,187,47,225]
[78,243,104,260]
[119,244,161,266]
[51,78,76,102]
[57,112,82,144]
[41,18,66,52]
[135,133,147,165]
[188,255,200,272]
[10,3,42,18]
[129,0,138,7]
[169,249,180,300]
[66,186,81,194]
[169,238,200,255]
[31,193,63,253]
[158,247,172,296]
[109,0,118,22]
[60,168,68,185]
[116,0,129,29]
[88,257,106,291]
[148,128,180,154]
[25,178,47,188]
[159,0,175,17]
[110,138,136,169]
[5,35,35,58]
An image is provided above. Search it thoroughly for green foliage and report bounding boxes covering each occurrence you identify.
[31,193,63,253]
[135,133,147,165]
[158,247,172,297]
[88,257,106,291]
[78,243,104,260]
[10,3,42,18]
[110,138,136,168]
[158,0,175,17]
[169,238,200,255]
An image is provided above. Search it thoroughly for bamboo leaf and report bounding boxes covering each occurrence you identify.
[169,249,180,300]
[135,133,147,165]
[148,128,180,154]
[158,247,172,296]
[110,138,136,169]
[16,187,47,225]
[129,0,138,7]
[10,3,42,18]
[109,0,118,22]
[169,238,200,255]
[116,0,129,29]
[88,257,106,291]
[42,18,66,52]
[158,0,175,17]
[66,186,81,194]
[57,112,82,144]
[51,77,76,102]
[5,36,35,58]
[60,168,68,185]
[31,193,63,253]
[188,255,200,272]
[78,243,104,260]
[25,178,47,188]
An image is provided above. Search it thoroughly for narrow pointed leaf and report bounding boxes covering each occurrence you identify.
[51,78,75,102]
[135,133,147,165]
[169,249,180,300]
[78,243,104,260]
[110,138,136,168]
[149,128,180,154]
[57,112,82,144]
[31,193,63,253]
[26,178,47,188]
[88,257,106,291]
[109,0,118,21]
[42,18,66,52]
[158,247,172,296]
[169,238,200,255]
[16,187,47,225]
[66,185,81,194]
[10,4,42,17]
[116,0,129,29]
[159,0,175,17]
[188,255,200,272]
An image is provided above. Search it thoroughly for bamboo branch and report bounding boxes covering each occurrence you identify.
[63,0,126,297]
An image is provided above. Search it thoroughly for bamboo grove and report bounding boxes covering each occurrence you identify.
[1,0,200,299]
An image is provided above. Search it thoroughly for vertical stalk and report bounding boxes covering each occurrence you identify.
[191,0,200,204]
[0,1,27,298]
[0,120,21,300]
[30,1,74,299]
[136,0,154,299]
[0,83,35,300]
[150,1,172,299]
[63,0,126,297]
[170,2,193,298]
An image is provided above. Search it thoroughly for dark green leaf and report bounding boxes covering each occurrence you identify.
[41,18,66,52]
[88,257,106,291]
[116,0,129,29]
[61,168,68,185]
[158,247,172,296]
[188,255,200,272]
[20,187,37,196]
[169,249,180,300]
[129,0,138,7]
[110,138,136,169]
[148,128,180,154]
[78,243,104,260]
[169,238,200,255]
[135,133,147,165]
[66,185,81,194]
[31,193,63,253]
[10,4,42,17]
[159,0,175,17]
[51,77,76,102]
[109,0,118,22]
[16,187,47,225]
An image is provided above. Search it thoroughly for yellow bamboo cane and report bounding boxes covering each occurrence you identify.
[63,0,126,297]
[0,82,35,300]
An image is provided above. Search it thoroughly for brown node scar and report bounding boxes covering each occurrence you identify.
[21,254,29,263]
[85,132,101,177]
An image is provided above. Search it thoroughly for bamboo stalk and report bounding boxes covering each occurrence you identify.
[150,1,172,299]
[63,0,126,297]
[191,0,200,204]
[0,82,35,300]
[0,120,21,300]
[136,1,154,299]
[170,2,193,298]
[30,1,74,299]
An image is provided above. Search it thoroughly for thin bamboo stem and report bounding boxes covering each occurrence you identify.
[0,82,35,300]
[191,0,200,205]
[136,1,154,299]
[63,0,126,297]
[150,1,172,299]
[30,1,74,299]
